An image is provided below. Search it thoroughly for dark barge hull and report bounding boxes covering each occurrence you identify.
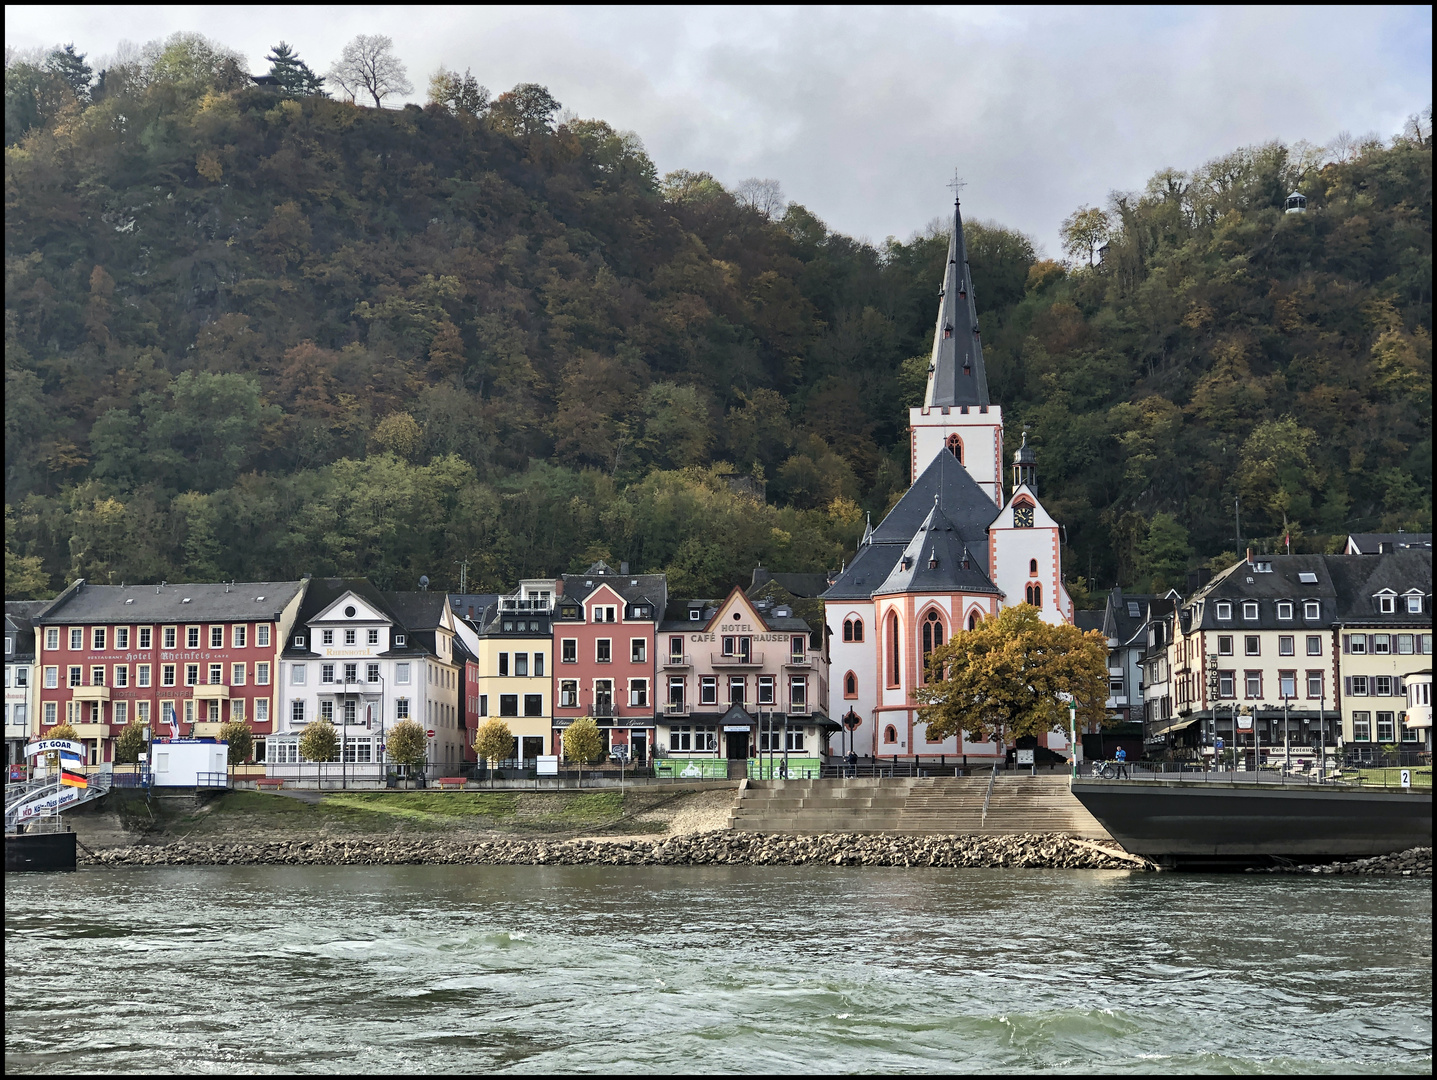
[5,829,78,872]
[1071,779,1432,863]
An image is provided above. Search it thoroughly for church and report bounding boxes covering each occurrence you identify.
[824,194,1074,761]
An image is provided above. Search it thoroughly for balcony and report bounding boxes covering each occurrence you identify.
[662,654,693,669]
[783,655,812,668]
[591,702,618,719]
[72,684,111,703]
[71,723,108,740]
[193,722,225,738]
[788,703,811,716]
[500,598,551,614]
[664,701,689,717]
[711,651,763,667]
[194,682,231,701]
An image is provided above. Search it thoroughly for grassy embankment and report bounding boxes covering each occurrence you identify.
[1345,767,1432,788]
[147,789,679,839]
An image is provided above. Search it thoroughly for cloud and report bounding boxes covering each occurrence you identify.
[5,5,1430,253]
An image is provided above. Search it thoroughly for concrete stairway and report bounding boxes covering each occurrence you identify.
[727,775,1110,839]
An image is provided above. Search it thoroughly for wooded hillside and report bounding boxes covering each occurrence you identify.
[5,41,1431,599]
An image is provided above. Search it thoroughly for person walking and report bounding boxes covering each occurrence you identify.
[1115,745,1129,779]
[845,750,858,778]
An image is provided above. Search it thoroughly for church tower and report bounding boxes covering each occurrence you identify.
[908,194,1004,506]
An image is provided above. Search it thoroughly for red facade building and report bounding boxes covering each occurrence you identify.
[551,562,665,761]
[32,580,308,764]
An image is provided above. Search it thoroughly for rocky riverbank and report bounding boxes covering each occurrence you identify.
[81,831,1148,870]
[1246,846,1432,877]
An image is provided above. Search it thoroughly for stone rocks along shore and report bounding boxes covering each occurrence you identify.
[82,831,1147,870]
[1246,846,1432,877]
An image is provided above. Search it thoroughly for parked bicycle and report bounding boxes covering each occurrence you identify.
[1095,759,1130,780]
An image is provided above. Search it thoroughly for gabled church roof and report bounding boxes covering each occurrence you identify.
[873,504,1002,597]
[823,450,998,600]
[869,449,996,549]
[925,196,989,408]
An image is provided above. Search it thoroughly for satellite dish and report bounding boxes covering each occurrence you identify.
[419,575,430,591]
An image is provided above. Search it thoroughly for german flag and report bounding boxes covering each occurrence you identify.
[60,770,88,789]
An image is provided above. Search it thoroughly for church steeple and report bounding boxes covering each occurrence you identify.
[924,194,989,408]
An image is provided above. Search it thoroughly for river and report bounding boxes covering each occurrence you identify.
[5,865,1431,1073]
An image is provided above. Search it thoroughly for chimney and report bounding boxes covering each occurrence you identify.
[1245,547,1252,565]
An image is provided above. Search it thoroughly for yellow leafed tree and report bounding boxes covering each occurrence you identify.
[914,605,1109,748]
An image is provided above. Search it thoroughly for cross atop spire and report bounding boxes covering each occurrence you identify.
[923,190,989,408]
[946,169,966,200]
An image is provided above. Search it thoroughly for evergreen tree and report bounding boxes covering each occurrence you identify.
[44,44,93,102]
[266,41,326,95]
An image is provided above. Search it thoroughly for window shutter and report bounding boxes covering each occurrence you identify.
[1343,677,1352,696]
[1342,635,1349,654]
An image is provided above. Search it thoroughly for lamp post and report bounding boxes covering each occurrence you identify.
[1282,691,1291,775]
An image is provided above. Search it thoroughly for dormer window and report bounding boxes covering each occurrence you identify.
[1254,560,1272,573]
[1276,602,1293,620]
[689,610,701,621]
[1377,594,1396,614]
[1242,602,1258,620]
[395,635,406,647]
[1407,593,1425,614]
[294,636,305,648]
[1304,601,1320,620]
[1216,602,1232,621]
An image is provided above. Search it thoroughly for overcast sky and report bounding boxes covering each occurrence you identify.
[6,5,1431,255]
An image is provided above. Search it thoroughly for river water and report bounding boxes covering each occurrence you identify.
[4,865,1431,1074]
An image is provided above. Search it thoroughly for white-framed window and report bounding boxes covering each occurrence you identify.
[1348,633,1367,655]
[1376,711,1395,742]
[394,697,409,720]
[138,664,151,687]
[1217,635,1233,656]
[115,665,128,687]
[534,654,545,678]
[185,664,199,686]
[163,627,177,649]
[1278,635,1294,656]
[210,626,223,648]
[1306,635,1321,656]
[322,663,335,684]
[729,675,745,705]
[256,699,269,722]
[292,664,307,685]
[292,700,306,724]
[44,702,57,726]
[232,625,246,648]
[208,663,222,684]
[700,676,717,705]
[233,663,245,685]
[367,663,380,683]
[257,625,270,648]
[790,676,808,709]
[524,694,543,717]
[758,675,775,704]
[294,635,306,648]
[68,665,82,687]
[1242,602,1258,620]
[561,639,577,663]
[1215,603,1232,620]
[256,662,270,685]
[1397,634,1414,655]
[186,626,200,648]
[1374,675,1394,697]
[136,701,150,724]
[116,627,129,649]
[596,639,612,663]
[1276,602,1293,620]
[786,728,806,752]
[46,627,59,650]
[321,629,334,646]
[368,628,379,645]
[396,663,410,685]
[162,664,176,687]
[93,627,106,650]
[1350,676,1369,696]
[345,629,356,646]
[1244,636,1259,656]
[1352,711,1370,741]
[628,679,648,707]
[44,666,58,688]
[631,638,647,663]
[231,698,245,721]
[137,626,151,649]
[1372,634,1391,655]
[1406,593,1424,614]
[1377,594,1396,614]
[515,653,529,677]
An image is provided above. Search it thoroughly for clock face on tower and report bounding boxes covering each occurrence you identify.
[1014,505,1035,528]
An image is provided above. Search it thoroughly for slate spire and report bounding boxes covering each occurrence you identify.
[924,194,989,408]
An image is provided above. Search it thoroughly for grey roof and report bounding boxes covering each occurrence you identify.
[382,591,450,631]
[559,561,668,615]
[659,595,812,635]
[1182,552,1432,631]
[824,450,999,601]
[1102,588,1159,647]
[1346,532,1432,554]
[749,567,832,598]
[5,601,44,661]
[872,504,1002,597]
[924,196,989,408]
[449,593,502,622]
[34,580,306,624]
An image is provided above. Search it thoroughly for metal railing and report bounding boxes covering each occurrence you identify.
[663,654,693,667]
[1074,759,1428,788]
[711,651,763,666]
[981,765,998,825]
[664,702,688,715]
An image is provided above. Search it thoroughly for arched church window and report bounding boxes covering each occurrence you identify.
[1029,558,1038,574]
[946,434,962,462]
[920,610,945,684]
[968,611,981,631]
[1026,583,1042,607]
[887,612,900,687]
[844,671,857,698]
[852,618,863,642]
[883,725,897,744]
[843,619,853,642]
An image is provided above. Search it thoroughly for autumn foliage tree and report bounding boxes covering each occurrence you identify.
[385,719,428,771]
[915,605,1110,747]
[562,716,604,787]
[473,718,515,785]
[299,719,338,764]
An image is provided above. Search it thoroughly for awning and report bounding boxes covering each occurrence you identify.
[1147,717,1197,738]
